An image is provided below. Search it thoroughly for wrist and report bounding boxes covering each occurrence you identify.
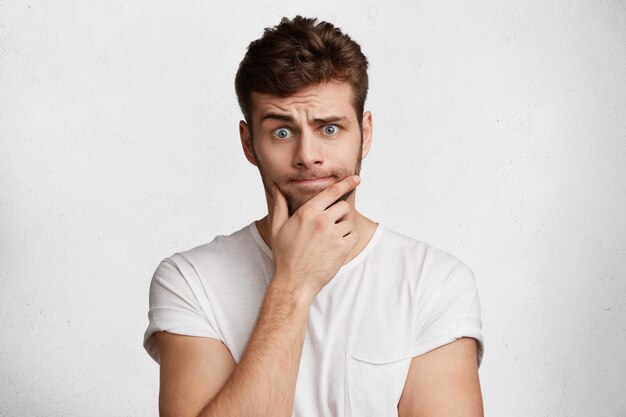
[269,273,316,308]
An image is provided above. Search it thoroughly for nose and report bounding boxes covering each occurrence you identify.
[293,129,323,169]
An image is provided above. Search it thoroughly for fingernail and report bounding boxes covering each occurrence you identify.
[353,175,360,183]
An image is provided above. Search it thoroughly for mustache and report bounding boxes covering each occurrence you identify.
[286,170,346,182]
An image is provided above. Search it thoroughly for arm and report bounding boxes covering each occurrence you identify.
[155,333,236,417]
[397,337,483,417]
[157,278,312,417]
[156,176,362,417]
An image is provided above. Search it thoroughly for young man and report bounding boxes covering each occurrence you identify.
[144,16,484,417]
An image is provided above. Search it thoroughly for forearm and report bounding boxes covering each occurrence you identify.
[197,277,312,417]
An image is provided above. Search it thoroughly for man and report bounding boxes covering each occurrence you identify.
[144,16,484,417]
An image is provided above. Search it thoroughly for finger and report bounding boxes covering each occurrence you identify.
[270,183,288,237]
[305,175,360,212]
[343,230,360,251]
[335,218,354,237]
[324,200,350,223]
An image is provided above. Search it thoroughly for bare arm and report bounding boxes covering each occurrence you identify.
[156,176,361,417]
[156,333,236,416]
[397,337,483,417]
[156,280,310,417]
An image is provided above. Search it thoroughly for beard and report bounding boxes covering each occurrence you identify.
[253,138,363,217]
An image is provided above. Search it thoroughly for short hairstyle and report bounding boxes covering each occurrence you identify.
[235,16,369,126]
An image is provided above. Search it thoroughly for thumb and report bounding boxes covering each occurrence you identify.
[270,183,288,237]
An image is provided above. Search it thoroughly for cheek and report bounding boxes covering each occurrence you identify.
[337,140,362,160]
[254,145,290,172]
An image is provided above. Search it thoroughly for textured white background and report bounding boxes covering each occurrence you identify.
[1,1,625,416]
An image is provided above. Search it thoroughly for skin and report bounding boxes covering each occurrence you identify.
[154,81,484,417]
[239,81,377,258]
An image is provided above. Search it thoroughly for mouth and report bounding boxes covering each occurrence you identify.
[290,176,335,185]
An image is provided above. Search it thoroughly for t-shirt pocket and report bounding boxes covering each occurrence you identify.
[345,351,413,417]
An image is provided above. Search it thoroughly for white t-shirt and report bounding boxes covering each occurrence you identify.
[144,223,483,417]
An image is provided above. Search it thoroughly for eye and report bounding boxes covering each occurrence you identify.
[273,127,293,140]
[323,124,339,136]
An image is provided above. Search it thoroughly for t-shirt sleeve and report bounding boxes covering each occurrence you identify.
[143,257,223,363]
[413,262,484,366]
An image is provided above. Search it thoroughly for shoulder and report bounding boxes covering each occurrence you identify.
[372,226,478,305]
[377,226,473,276]
[149,222,264,291]
[181,223,258,258]
[377,229,485,363]
[163,223,259,268]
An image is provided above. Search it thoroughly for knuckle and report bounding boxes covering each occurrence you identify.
[296,209,310,222]
[314,215,329,230]
[328,184,343,198]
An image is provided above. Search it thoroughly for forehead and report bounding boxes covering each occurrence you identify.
[250,82,355,121]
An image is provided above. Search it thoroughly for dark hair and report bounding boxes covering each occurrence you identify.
[235,16,369,126]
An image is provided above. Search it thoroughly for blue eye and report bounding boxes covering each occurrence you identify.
[323,125,338,136]
[273,128,292,139]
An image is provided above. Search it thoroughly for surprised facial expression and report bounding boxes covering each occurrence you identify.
[240,82,372,216]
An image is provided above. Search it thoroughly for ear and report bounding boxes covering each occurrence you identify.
[360,111,373,159]
[239,120,257,166]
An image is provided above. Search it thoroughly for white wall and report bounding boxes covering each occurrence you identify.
[1,1,625,416]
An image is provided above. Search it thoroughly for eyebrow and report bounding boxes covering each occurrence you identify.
[312,115,348,125]
[260,113,294,123]
[260,113,348,125]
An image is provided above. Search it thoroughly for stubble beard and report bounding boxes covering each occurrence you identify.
[253,136,363,217]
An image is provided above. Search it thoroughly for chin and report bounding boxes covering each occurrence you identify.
[284,188,354,216]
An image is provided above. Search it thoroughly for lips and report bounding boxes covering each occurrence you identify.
[287,176,337,190]
[291,176,334,184]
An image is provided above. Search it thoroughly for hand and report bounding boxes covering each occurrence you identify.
[269,175,361,300]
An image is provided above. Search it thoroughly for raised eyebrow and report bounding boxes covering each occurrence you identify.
[260,113,294,124]
[312,116,348,125]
